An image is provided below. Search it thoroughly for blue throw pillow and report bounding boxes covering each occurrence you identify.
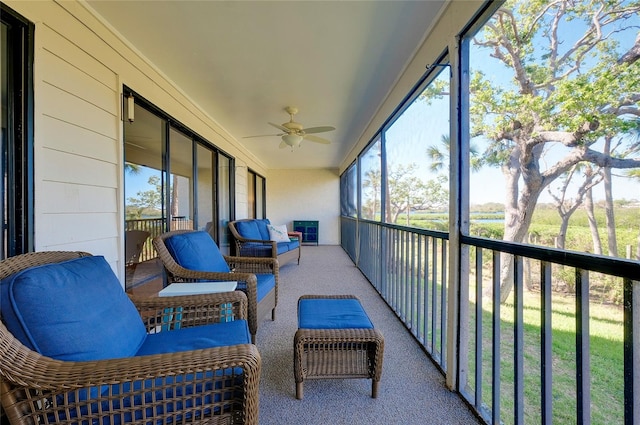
[164,231,230,273]
[0,255,147,361]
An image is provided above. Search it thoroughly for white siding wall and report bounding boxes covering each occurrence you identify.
[267,169,340,245]
[35,18,121,270]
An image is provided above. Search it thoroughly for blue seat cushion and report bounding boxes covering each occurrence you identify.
[135,320,251,356]
[164,231,230,273]
[235,274,275,302]
[275,242,293,254]
[0,255,147,361]
[298,298,374,329]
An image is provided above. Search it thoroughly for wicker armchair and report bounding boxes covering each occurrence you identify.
[153,230,279,343]
[0,251,261,425]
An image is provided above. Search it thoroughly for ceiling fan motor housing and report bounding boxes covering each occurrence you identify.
[283,121,304,133]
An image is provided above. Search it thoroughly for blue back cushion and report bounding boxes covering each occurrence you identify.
[255,219,271,240]
[298,298,374,329]
[0,255,147,361]
[164,231,230,273]
[235,221,262,240]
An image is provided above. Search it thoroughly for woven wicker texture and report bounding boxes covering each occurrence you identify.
[294,295,384,399]
[153,230,279,343]
[0,251,261,425]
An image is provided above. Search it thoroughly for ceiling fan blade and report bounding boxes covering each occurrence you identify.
[304,134,331,144]
[268,122,289,132]
[242,133,283,139]
[303,126,336,134]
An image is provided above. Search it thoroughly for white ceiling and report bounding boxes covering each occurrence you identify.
[85,0,447,170]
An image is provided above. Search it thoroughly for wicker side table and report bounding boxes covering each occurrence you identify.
[293,295,384,399]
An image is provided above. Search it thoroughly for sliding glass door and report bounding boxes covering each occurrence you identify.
[1,5,33,259]
[123,89,234,288]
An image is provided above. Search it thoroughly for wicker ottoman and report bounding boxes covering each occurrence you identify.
[294,295,384,399]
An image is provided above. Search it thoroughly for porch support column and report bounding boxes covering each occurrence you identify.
[446,37,468,391]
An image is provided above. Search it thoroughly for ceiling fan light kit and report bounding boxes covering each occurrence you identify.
[244,106,335,149]
[282,134,303,147]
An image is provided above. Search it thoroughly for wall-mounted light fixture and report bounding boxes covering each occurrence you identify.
[127,94,135,122]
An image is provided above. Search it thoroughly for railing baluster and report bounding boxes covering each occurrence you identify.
[475,247,483,410]
[624,279,640,425]
[431,238,440,352]
[492,250,501,425]
[440,239,447,369]
[576,269,591,425]
[393,228,398,307]
[410,232,416,333]
[424,235,430,347]
[514,256,523,425]
[541,262,553,425]
[417,235,423,343]
[404,230,410,323]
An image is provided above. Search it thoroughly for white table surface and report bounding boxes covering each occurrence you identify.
[158,281,238,296]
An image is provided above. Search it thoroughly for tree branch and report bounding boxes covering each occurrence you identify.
[619,32,640,64]
[582,148,640,168]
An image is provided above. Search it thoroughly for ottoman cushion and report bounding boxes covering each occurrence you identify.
[298,298,373,329]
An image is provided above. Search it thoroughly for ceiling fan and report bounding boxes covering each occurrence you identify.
[244,106,335,149]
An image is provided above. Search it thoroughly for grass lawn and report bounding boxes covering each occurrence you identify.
[466,287,624,425]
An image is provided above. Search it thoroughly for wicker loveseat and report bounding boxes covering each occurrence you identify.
[0,251,261,425]
[228,219,301,266]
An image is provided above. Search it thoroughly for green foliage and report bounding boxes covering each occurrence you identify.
[126,175,163,219]
[387,163,449,224]
[553,266,576,292]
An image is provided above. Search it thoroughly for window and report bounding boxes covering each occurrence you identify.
[169,128,194,230]
[467,0,640,257]
[340,162,357,217]
[1,5,33,259]
[217,154,233,253]
[247,169,265,219]
[384,66,450,229]
[359,138,382,221]
[352,58,451,229]
[123,89,234,287]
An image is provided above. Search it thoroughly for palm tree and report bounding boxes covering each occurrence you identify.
[426,134,482,173]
